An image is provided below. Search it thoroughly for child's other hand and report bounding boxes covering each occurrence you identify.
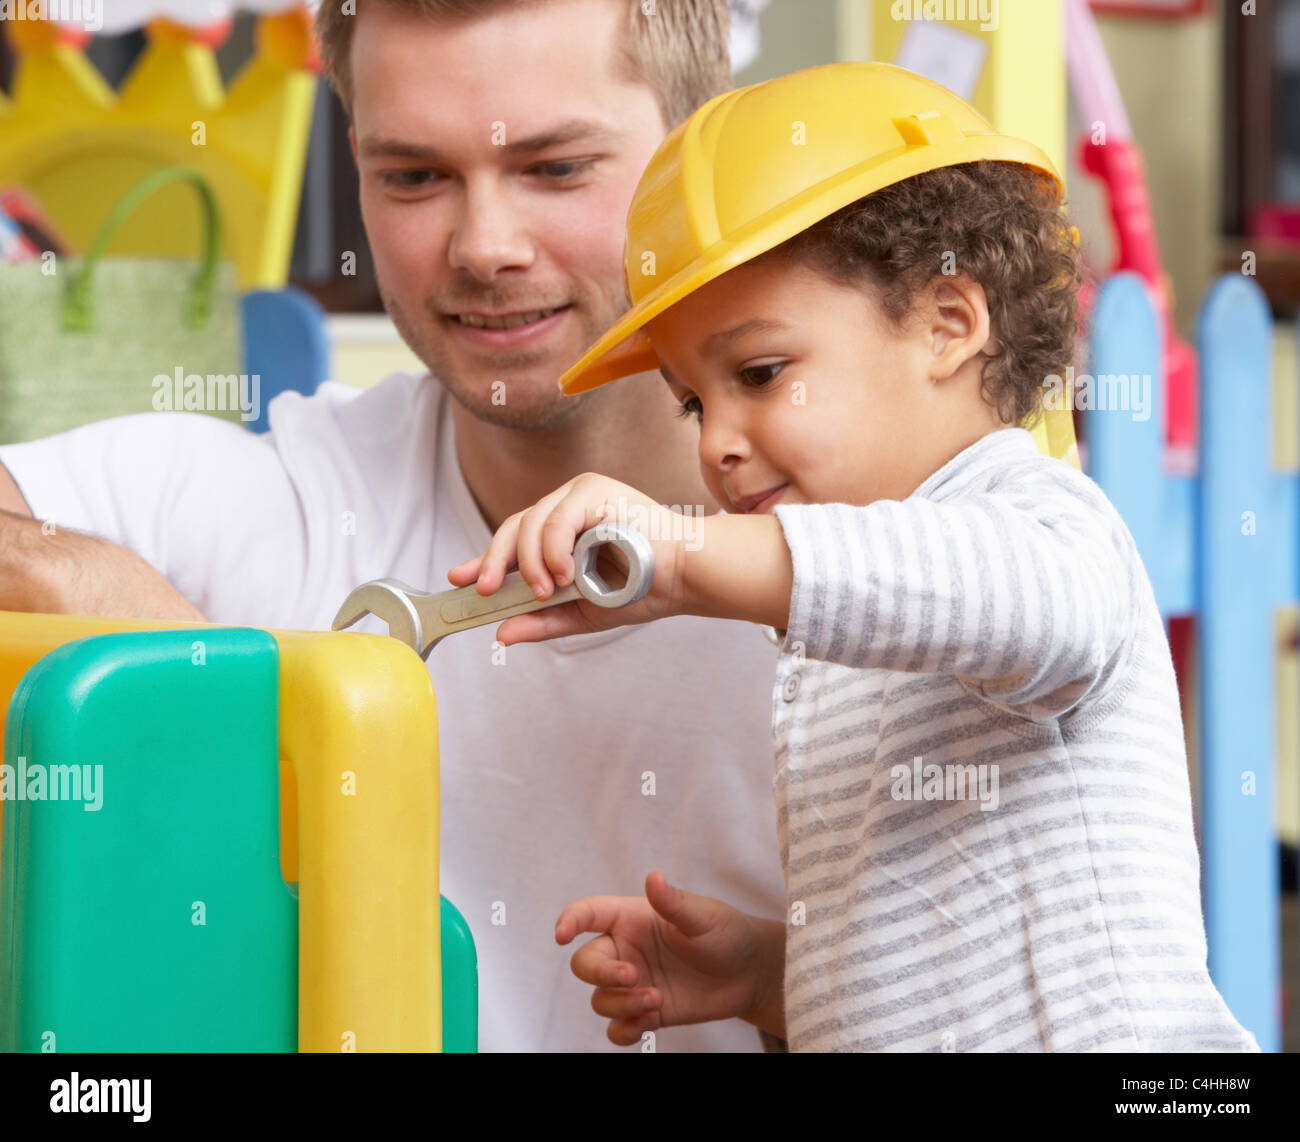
[554,871,783,1046]
[445,473,691,645]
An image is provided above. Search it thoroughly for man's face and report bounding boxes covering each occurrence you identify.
[349,0,668,430]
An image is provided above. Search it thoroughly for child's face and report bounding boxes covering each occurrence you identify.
[647,258,1004,514]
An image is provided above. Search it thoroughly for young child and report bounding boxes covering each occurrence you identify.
[446,63,1259,1053]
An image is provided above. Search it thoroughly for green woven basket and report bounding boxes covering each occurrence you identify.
[0,166,246,445]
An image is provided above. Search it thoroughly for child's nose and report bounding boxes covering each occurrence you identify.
[697,413,751,473]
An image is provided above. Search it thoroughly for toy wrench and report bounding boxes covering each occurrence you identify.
[331,521,655,660]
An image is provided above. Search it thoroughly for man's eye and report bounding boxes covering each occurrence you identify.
[381,169,440,192]
[530,159,594,181]
[738,363,785,386]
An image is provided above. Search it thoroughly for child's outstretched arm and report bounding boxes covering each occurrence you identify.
[442,460,1131,724]
[555,871,787,1046]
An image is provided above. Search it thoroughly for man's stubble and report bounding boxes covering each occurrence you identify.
[379,278,631,434]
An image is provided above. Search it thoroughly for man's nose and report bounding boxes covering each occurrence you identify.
[447,177,535,281]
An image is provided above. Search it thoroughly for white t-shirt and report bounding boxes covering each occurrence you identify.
[0,372,788,1052]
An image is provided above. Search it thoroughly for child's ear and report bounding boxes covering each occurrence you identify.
[925,275,992,382]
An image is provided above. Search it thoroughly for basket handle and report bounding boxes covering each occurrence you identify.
[63,166,222,333]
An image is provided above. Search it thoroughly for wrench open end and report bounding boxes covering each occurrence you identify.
[331,578,429,658]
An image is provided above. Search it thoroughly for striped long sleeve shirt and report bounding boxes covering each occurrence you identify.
[761,427,1259,1053]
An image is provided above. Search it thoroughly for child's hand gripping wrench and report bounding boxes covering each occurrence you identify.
[330,521,655,660]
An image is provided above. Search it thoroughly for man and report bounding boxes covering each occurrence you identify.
[0,0,786,1051]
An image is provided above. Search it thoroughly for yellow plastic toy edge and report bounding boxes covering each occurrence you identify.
[272,629,441,1053]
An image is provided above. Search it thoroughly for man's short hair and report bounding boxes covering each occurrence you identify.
[315,0,732,130]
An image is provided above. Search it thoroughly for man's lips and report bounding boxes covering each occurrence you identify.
[449,304,571,329]
[444,304,573,348]
[731,484,788,514]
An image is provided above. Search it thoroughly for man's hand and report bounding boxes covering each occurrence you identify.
[555,871,787,1045]
[0,508,206,623]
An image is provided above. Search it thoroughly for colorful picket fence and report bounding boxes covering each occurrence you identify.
[1087,271,1294,1053]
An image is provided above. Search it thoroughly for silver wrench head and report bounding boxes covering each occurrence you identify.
[572,522,655,609]
[329,521,656,657]
[331,577,428,654]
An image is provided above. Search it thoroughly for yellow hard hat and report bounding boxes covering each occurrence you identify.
[558,61,1078,467]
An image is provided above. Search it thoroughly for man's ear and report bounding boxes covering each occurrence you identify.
[925,275,992,382]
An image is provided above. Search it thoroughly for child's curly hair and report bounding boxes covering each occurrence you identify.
[755,161,1082,428]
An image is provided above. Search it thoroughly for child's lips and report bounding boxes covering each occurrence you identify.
[733,484,788,514]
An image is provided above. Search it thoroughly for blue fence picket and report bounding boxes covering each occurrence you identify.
[1087,274,1170,601]
[1196,274,1280,1053]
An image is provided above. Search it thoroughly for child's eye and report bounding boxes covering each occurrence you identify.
[674,397,703,423]
[738,362,785,386]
